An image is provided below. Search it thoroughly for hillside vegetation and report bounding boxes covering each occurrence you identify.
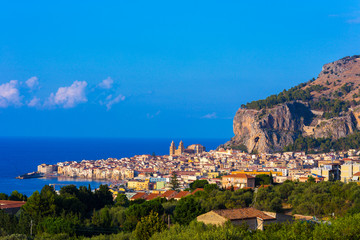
[2,181,360,239]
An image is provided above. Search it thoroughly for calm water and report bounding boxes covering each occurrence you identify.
[0,137,226,196]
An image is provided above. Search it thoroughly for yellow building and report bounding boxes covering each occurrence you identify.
[222,174,255,189]
[127,180,149,191]
[341,163,360,183]
[311,168,329,181]
[57,166,64,175]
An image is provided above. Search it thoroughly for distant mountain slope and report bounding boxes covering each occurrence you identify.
[307,55,360,101]
[224,55,360,153]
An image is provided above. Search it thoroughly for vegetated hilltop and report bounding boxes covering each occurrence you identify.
[224,55,360,153]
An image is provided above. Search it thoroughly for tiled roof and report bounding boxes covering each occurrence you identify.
[213,207,275,221]
[130,192,147,200]
[160,190,177,198]
[173,191,190,199]
[0,200,26,209]
[144,193,161,200]
[354,172,360,177]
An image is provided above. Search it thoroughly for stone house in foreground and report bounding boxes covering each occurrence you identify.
[197,207,277,230]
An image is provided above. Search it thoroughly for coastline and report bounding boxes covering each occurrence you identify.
[0,137,226,196]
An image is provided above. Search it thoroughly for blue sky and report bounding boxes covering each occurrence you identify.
[0,1,360,138]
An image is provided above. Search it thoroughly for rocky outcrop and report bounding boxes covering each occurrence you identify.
[223,55,360,153]
[317,55,359,78]
[225,102,359,153]
[225,102,313,153]
[309,114,356,139]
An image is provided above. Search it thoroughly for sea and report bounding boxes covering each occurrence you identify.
[0,137,226,196]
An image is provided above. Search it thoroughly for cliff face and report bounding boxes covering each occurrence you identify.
[226,102,312,153]
[226,102,359,153]
[224,55,360,153]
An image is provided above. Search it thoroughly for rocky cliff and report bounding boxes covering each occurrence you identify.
[224,55,360,153]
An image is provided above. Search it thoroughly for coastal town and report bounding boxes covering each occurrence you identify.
[33,140,360,201]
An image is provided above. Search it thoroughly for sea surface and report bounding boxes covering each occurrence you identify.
[0,137,226,196]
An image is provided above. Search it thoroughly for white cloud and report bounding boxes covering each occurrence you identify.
[0,80,22,108]
[201,112,217,119]
[27,97,41,108]
[98,77,114,89]
[47,81,88,108]
[25,76,39,90]
[104,94,125,110]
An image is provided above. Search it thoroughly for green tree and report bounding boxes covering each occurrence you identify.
[95,185,114,209]
[9,191,27,201]
[174,196,204,225]
[115,194,129,207]
[189,180,209,191]
[134,211,167,240]
[255,174,272,186]
[169,173,180,191]
[37,216,76,235]
[59,185,79,198]
[0,193,8,200]
[22,191,43,223]
[308,176,316,183]
[204,184,219,193]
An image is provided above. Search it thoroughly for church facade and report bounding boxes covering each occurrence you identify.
[170,141,205,156]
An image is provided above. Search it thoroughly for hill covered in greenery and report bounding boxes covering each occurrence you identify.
[1,180,360,239]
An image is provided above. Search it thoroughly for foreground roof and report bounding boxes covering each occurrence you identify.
[0,200,26,209]
[212,207,275,221]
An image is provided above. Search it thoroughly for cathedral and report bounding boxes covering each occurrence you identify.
[169,141,205,156]
[170,140,184,156]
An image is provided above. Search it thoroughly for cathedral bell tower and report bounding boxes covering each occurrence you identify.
[170,141,176,156]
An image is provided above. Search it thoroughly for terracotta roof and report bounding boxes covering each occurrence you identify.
[0,200,26,209]
[222,173,255,179]
[173,191,190,199]
[354,172,360,177]
[130,192,147,200]
[213,207,275,221]
[191,188,204,195]
[144,193,161,200]
[160,190,177,199]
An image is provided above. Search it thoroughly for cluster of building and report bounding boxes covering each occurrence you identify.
[36,141,360,200]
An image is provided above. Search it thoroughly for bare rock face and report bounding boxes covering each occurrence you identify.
[225,102,313,153]
[310,114,356,139]
[225,102,359,153]
[317,55,359,78]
